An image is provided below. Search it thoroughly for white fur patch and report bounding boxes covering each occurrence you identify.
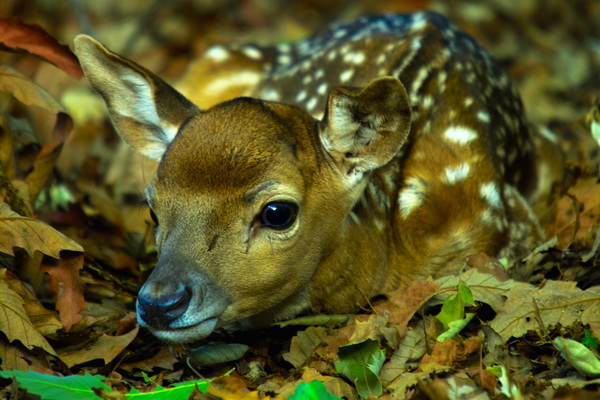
[480,182,502,209]
[340,69,354,82]
[398,176,428,218]
[118,73,178,142]
[443,126,478,145]
[443,162,471,185]
[205,46,230,62]
[203,70,261,95]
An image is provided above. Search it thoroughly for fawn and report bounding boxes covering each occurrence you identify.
[74,12,563,343]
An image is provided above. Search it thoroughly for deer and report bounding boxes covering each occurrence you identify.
[73,11,564,343]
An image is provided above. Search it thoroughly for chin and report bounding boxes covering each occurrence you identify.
[142,316,220,343]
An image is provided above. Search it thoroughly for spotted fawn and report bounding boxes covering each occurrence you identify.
[74,11,563,342]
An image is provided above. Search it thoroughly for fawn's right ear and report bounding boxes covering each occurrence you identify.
[74,35,200,161]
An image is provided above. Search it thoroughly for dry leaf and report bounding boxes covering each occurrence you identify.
[0,64,63,113]
[24,113,72,200]
[0,201,83,258]
[282,326,328,368]
[0,17,83,79]
[374,280,439,337]
[207,375,268,400]
[0,269,56,355]
[58,326,139,368]
[41,253,86,331]
[1,268,62,336]
[490,280,600,341]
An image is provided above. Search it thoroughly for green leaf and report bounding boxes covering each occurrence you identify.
[583,329,599,350]
[553,336,600,378]
[435,281,474,331]
[287,380,342,400]
[436,313,475,342]
[0,370,111,400]
[0,370,211,400]
[334,339,385,398]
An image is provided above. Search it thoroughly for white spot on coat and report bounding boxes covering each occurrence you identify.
[443,163,471,185]
[444,126,478,145]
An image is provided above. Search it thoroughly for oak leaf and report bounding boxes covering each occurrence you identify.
[0,202,83,258]
[0,271,56,355]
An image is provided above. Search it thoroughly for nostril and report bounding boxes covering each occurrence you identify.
[137,284,193,329]
[164,286,192,320]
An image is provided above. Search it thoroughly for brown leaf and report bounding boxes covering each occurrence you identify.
[419,337,482,369]
[549,178,600,249]
[0,64,63,113]
[2,268,62,336]
[207,375,268,400]
[349,315,400,349]
[41,253,86,331]
[0,340,30,371]
[374,280,439,337]
[0,17,83,79]
[490,280,600,342]
[58,326,139,368]
[120,346,178,372]
[0,269,56,355]
[24,113,72,200]
[0,201,83,258]
[282,326,328,368]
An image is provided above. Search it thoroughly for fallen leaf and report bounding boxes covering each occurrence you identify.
[0,201,83,258]
[40,253,86,331]
[0,340,30,371]
[120,346,178,372]
[349,314,400,349]
[419,337,482,369]
[0,270,56,355]
[375,279,439,337]
[434,268,520,311]
[379,320,430,385]
[187,342,249,367]
[334,339,385,399]
[276,368,357,400]
[282,326,328,368]
[0,64,63,113]
[490,280,600,341]
[207,375,269,400]
[0,17,83,78]
[58,326,139,368]
[554,337,600,378]
[1,268,62,336]
[24,113,72,200]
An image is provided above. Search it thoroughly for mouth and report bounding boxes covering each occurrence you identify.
[143,316,220,343]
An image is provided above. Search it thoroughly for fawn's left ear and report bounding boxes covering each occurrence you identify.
[74,35,201,161]
[319,77,411,184]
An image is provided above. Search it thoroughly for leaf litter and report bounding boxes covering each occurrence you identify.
[0,1,599,399]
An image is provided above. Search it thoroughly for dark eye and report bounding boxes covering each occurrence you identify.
[149,209,158,225]
[260,202,298,230]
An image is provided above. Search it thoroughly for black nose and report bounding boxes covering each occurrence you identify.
[137,284,192,329]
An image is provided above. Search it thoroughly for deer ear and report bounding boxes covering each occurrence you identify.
[74,35,201,161]
[319,77,411,184]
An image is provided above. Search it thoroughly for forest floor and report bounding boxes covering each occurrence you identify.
[0,0,599,399]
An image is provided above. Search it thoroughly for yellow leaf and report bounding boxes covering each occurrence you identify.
[0,64,63,113]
